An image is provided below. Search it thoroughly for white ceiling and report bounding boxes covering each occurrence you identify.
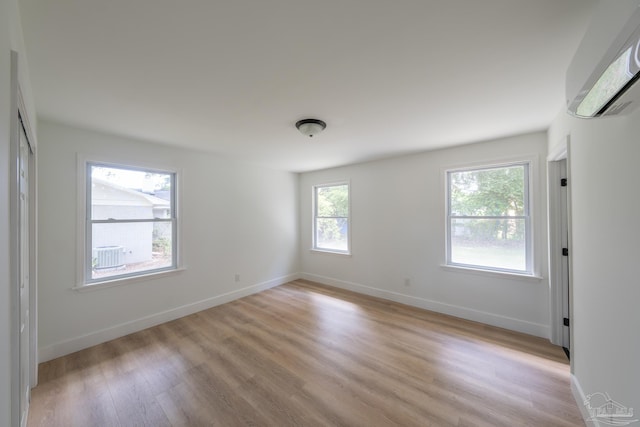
[20,0,596,172]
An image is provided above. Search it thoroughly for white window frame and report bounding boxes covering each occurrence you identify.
[75,155,181,289]
[312,182,351,255]
[445,160,535,276]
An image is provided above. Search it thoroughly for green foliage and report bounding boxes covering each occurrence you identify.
[157,175,171,191]
[317,185,348,217]
[316,185,349,245]
[451,166,524,216]
[450,165,526,241]
[152,237,171,255]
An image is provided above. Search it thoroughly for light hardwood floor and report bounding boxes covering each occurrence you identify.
[28,280,584,427]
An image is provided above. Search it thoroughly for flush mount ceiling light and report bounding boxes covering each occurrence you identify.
[295,119,326,138]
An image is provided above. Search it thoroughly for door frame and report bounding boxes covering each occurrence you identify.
[10,50,38,427]
[547,135,573,356]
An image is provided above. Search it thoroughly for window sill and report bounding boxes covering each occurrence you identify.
[440,264,543,282]
[72,267,186,292]
[309,248,352,257]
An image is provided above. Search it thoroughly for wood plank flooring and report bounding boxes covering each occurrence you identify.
[28,280,584,426]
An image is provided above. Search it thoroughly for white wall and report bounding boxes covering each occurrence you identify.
[549,110,640,419]
[300,132,550,337]
[0,12,12,425]
[37,120,299,361]
[1,0,37,424]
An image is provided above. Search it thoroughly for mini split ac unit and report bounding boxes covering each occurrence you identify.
[567,0,640,118]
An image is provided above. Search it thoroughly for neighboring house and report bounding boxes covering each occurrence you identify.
[91,178,170,267]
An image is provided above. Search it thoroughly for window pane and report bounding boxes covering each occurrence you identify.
[450,165,525,216]
[317,185,349,217]
[90,165,172,220]
[315,218,348,251]
[450,218,526,271]
[91,222,173,280]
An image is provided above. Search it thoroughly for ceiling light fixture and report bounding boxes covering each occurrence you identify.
[296,119,326,138]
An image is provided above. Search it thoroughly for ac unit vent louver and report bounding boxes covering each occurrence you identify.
[93,246,125,269]
[567,0,640,118]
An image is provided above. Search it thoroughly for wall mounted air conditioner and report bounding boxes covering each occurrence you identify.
[567,0,640,118]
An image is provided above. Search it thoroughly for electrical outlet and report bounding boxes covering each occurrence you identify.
[404,278,411,287]
[234,274,240,283]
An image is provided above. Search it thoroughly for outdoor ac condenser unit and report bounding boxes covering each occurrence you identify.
[93,246,125,269]
[567,0,640,118]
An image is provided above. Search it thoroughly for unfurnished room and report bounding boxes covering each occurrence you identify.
[2,0,640,426]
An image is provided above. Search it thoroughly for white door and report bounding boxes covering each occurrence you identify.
[18,122,31,427]
[559,159,570,351]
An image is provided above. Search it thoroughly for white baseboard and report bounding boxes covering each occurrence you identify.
[301,273,549,338]
[571,374,600,427]
[39,273,299,362]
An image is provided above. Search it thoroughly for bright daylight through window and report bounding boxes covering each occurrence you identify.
[86,163,177,284]
[313,183,350,254]
[447,163,531,274]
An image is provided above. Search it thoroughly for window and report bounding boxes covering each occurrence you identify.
[313,183,350,254]
[446,162,531,274]
[85,162,177,284]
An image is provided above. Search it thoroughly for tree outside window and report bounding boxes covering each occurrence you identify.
[314,183,350,253]
[447,163,531,274]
